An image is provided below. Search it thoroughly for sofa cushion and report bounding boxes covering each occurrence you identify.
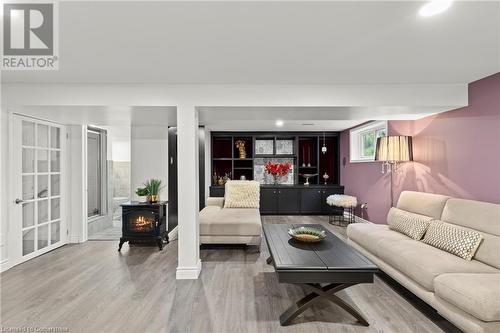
[422,221,483,260]
[376,239,498,291]
[200,208,261,236]
[224,180,260,208]
[434,273,500,322]
[346,223,411,258]
[387,207,433,240]
[396,191,449,220]
[441,198,500,269]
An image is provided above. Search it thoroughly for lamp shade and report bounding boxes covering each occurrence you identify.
[375,136,413,163]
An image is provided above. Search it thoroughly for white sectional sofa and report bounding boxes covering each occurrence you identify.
[347,191,500,333]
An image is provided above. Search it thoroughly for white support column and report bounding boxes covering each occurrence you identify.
[176,105,201,279]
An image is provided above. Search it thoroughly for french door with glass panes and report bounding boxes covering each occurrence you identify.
[10,115,67,266]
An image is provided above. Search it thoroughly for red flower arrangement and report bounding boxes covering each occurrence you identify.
[265,162,292,184]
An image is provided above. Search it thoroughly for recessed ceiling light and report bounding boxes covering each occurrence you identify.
[275,119,284,127]
[419,0,453,17]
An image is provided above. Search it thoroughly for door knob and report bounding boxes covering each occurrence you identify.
[14,198,24,204]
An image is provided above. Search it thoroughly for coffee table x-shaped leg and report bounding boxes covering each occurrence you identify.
[279,282,369,326]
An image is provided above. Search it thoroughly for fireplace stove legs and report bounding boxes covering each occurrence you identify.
[118,234,168,251]
[118,238,125,251]
[157,237,164,250]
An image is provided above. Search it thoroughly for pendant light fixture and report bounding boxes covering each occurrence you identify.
[321,132,327,154]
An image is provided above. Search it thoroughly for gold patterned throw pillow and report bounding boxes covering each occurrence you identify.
[422,221,483,260]
[387,207,433,240]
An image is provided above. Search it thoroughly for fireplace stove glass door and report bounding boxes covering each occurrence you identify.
[127,211,156,234]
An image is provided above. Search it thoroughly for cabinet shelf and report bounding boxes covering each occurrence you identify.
[254,154,296,158]
[211,131,340,186]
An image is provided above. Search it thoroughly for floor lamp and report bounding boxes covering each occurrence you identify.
[374,136,413,207]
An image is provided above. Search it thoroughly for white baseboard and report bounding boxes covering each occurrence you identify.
[176,259,202,279]
[69,235,81,243]
[0,259,10,273]
[168,226,178,241]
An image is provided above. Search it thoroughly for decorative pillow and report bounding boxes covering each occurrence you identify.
[422,221,483,260]
[387,207,433,240]
[223,180,260,208]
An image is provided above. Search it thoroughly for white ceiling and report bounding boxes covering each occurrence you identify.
[14,105,176,126]
[2,0,499,84]
[197,105,445,131]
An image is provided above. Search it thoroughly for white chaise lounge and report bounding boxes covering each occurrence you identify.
[199,181,262,247]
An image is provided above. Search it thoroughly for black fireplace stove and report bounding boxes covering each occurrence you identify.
[119,201,168,251]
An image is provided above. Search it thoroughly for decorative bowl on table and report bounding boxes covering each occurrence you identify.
[288,227,326,243]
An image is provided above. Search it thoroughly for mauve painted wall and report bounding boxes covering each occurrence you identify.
[340,73,500,224]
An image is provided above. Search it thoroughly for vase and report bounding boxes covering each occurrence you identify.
[148,195,159,203]
[272,174,279,185]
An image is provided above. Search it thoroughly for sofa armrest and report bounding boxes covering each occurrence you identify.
[206,197,224,208]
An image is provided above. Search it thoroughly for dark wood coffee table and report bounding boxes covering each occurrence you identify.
[263,223,378,326]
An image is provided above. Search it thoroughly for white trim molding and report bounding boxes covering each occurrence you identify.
[176,259,202,280]
[1,259,9,272]
[349,120,388,163]
[168,226,178,241]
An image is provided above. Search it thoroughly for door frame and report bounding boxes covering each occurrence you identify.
[83,125,110,241]
[6,112,69,270]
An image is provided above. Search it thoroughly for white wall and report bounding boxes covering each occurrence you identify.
[68,125,85,243]
[131,126,168,201]
[0,107,9,266]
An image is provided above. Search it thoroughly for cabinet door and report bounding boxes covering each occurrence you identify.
[300,189,323,214]
[260,188,278,214]
[321,188,345,215]
[209,186,225,198]
[277,189,300,214]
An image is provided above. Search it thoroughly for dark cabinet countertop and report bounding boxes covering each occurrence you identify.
[210,184,344,189]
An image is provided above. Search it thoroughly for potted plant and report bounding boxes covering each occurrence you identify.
[135,187,149,202]
[144,179,163,203]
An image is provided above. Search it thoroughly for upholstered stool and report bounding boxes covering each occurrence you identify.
[326,194,357,226]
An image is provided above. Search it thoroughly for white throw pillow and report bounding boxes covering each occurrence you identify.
[387,207,433,240]
[224,180,260,208]
[422,221,483,260]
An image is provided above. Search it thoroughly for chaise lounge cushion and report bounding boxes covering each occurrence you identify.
[434,273,500,322]
[200,207,261,236]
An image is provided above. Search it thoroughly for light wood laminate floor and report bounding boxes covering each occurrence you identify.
[1,216,461,333]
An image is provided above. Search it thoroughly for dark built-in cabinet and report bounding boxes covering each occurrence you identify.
[211,131,341,185]
[210,131,344,216]
[210,184,344,215]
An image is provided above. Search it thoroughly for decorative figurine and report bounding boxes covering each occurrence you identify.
[323,172,329,185]
[235,140,247,159]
